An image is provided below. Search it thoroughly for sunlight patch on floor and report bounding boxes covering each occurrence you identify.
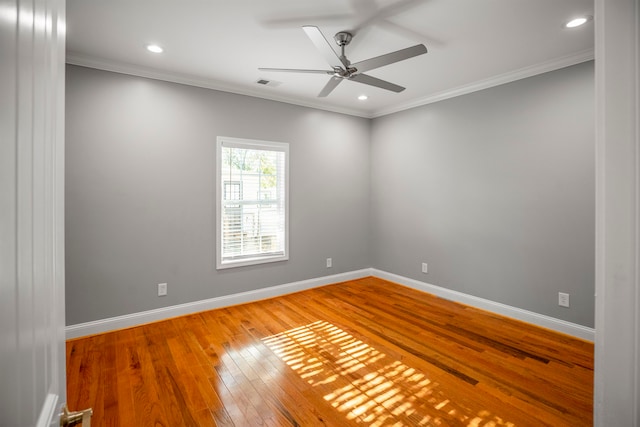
[262,320,515,426]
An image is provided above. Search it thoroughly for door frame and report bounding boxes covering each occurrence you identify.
[593,0,640,424]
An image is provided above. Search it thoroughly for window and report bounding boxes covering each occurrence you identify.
[216,137,289,269]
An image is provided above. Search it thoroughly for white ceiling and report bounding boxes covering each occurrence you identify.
[66,0,594,118]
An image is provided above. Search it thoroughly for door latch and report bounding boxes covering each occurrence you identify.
[60,404,92,427]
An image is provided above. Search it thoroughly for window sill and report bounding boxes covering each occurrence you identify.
[217,254,288,270]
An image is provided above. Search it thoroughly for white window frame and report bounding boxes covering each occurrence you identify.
[216,136,289,269]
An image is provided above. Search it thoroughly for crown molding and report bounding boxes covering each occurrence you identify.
[67,49,594,121]
[65,52,371,119]
[371,48,595,118]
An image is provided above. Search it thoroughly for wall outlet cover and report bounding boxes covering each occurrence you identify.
[558,292,569,308]
[158,283,168,296]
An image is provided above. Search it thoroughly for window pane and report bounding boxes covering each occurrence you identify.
[217,138,288,268]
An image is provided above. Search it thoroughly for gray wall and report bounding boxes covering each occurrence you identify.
[370,61,595,327]
[66,61,595,328]
[65,65,371,325]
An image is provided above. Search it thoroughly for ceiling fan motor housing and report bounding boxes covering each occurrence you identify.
[334,31,353,46]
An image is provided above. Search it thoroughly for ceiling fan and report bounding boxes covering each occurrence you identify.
[259,26,427,97]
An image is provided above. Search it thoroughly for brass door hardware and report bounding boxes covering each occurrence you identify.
[60,404,92,427]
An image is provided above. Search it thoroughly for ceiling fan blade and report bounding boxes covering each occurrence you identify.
[302,25,348,69]
[349,73,405,93]
[354,0,427,33]
[318,76,343,97]
[352,44,427,73]
[261,14,352,29]
[259,68,333,74]
[377,20,443,47]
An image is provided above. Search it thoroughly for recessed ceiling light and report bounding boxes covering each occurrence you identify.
[565,16,592,28]
[146,44,163,53]
[358,95,368,101]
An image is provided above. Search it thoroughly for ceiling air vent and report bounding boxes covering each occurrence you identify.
[255,78,282,87]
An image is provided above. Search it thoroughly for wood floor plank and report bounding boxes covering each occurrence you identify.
[67,277,593,426]
[114,342,135,426]
[128,333,170,427]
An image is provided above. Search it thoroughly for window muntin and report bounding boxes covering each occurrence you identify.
[216,137,289,269]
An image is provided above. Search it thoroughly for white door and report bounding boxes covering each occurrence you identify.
[0,0,67,426]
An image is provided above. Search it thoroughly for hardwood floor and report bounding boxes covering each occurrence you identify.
[66,277,593,426]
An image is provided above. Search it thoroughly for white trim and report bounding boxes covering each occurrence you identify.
[372,49,595,118]
[594,0,640,424]
[215,136,289,270]
[35,393,58,427]
[66,268,594,341]
[65,269,371,339]
[53,0,68,410]
[371,269,595,342]
[66,50,593,120]
[65,53,370,119]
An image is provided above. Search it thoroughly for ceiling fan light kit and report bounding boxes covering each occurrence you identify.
[259,25,427,97]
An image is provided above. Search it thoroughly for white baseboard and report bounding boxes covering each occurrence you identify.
[65,269,371,339]
[66,268,595,342]
[371,269,595,342]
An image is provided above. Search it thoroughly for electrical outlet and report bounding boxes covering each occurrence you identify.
[422,263,428,274]
[558,292,569,308]
[158,283,167,297]
[326,258,332,268]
